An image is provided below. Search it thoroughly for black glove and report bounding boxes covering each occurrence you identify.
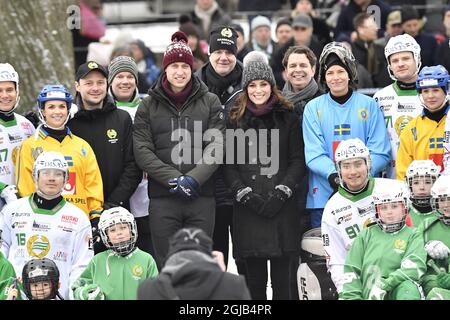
[328,172,340,194]
[260,189,288,218]
[90,217,100,241]
[237,187,265,214]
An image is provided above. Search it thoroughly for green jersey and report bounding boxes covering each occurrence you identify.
[408,205,435,228]
[0,252,17,300]
[73,248,158,300]
[418,216,450,295]
[340,224,427,300]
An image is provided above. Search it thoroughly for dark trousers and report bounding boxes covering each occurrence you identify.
[212,205,233,267]
[135,215,154,256]
[244,256,293,300]
[149,196,215,269]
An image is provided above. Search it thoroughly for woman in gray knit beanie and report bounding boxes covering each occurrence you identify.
[225,50,305,300]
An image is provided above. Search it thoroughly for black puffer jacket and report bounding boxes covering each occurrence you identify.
[133,74,225,198]
[137,251,251,300]
[224,103,306,258]
[196,62,243,207]
[68,94,142,210]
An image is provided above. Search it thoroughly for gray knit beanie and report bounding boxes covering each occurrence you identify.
[242,51,276,89]
[108,55,138,84]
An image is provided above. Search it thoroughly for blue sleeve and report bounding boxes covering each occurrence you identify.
[302,99,336,180]
[366,98,391,176]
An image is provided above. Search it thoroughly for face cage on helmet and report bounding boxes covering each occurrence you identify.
[336,157,371,192]
[375,202,407,233]
[431,196,450,226]
[23,275,58,300]
[407,175,436,208]
[101,221,137,256]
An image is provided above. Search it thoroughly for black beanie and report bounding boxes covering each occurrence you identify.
[324,53,352,77]
[208,26,238,55]
[166,228,213,258]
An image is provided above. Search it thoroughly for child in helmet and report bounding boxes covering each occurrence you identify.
[0,63,35,210]
[21,258,63,300]
[0,151,93,299]
[340,178,427,300]
[397,65,450,180]
[322,138,381,293]
[373,34,423,179]
[417,175,450,299]
[302,41,390,228]
[16,84,103,225]
[72,207,158,300]
[405,160,440,227]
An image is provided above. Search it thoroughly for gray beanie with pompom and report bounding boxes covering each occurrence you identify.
[242,51,276,89]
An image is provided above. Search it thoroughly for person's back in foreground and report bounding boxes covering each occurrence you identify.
[137,227,251,300]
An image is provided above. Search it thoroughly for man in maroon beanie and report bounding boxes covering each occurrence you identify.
[133,31,225,269]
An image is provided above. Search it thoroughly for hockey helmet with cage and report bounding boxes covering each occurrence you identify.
[99,206,138,256]
[430,175,450,225]
[32,151,69,185]
[416,65,449,93]
[0,63,20,115]
[373,179,408,233]
[405,160,440,208]
[334,138,371,189]
[36,85,73,128]
[318,42,358,88]
[22,258,61,300]
[384,34,421,81]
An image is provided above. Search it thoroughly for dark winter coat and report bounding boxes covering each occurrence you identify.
[196,61,244,207]
[133,74,225,198]
[436,37,450,75]
[282,80,322,235]
[187,8,231,40]
[224,102,306,258]
[335,0,391,39]
[137,252,251,300]
[68,94,142,210]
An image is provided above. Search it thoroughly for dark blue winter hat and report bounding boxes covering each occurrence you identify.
[167,228,213,258]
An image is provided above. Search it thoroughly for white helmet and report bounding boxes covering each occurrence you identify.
[384,34,421,81]
[373,179,408,233]
[335,138,371,189]
[430,175,450,225]
[32,151,69,184]
[0,63,20,115]
[405,160,440,208]
[99,206,137,256]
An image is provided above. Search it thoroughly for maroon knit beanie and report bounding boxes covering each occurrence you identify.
[162,31,194,70]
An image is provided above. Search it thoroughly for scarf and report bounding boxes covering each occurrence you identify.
[246,94,278,117]
[194,1,218,36]
[162,75,193,110]
[282,78,319,105]
[205,62,242,102]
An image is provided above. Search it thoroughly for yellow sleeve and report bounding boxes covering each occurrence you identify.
[396,122,415,181]
[15,139,36,197]
[83,143,104,216]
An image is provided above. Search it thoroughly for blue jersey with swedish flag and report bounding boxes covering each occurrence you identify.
[303,91,391,209]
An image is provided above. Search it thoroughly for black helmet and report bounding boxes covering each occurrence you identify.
[22,258,60,300]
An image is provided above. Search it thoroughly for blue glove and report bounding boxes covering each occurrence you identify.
[168,175,199,200]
